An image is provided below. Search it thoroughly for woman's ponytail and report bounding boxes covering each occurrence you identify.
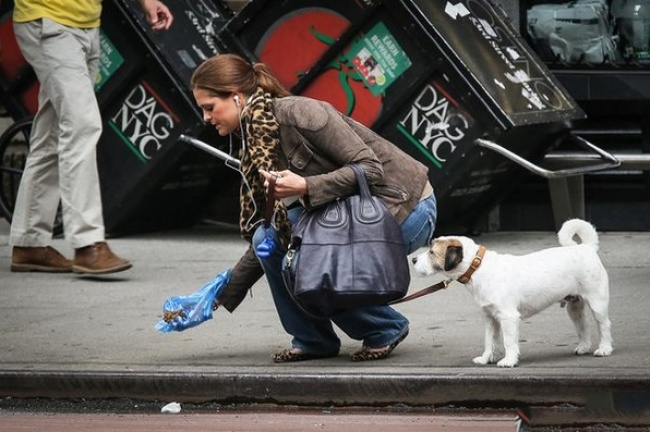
[191,53,291,99]
[253,63,292,98]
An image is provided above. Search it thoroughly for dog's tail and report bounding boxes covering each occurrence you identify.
[557,218,599,251]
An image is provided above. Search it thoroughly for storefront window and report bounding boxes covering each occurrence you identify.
[525,0,649,67]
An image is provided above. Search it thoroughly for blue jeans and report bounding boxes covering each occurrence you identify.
[252,193,437,355]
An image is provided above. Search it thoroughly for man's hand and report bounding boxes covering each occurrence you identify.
[139,0,173,30]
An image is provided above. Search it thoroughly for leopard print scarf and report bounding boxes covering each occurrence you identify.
[238,87,291,249]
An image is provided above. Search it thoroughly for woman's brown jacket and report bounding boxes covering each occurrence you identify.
[218,96,430,312]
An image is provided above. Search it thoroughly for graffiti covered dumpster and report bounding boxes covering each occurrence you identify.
[218,0,617,233]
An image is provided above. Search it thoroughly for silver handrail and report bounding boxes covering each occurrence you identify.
[179,133,622,179]
[475,135,620,179]
[178,134,241,169]
[545,152,650,171]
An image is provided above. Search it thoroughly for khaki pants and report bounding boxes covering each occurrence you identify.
[10,19,105,249]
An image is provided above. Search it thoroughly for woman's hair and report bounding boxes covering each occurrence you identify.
[190,53,291,98]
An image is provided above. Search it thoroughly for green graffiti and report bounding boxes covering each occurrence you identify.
[311,25,337,46]
[338,70,355,115]
[294,25,378,117]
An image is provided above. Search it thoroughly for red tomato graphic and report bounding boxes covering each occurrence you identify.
[301,67,382,128]
[255,9,383,127]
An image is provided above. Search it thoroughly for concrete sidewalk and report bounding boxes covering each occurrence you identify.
[0,218,649,412]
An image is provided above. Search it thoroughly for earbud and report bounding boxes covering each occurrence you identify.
[234,95,240,107]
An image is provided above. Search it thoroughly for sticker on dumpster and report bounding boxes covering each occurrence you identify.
[95,30,124,92]
[396,81,475,169]
[108,82,180,163]
[345,22,411,96]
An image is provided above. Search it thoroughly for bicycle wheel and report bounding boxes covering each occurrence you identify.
[0,118,31,223]
[0,117,63,235]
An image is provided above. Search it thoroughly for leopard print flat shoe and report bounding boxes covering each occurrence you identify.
[350,330,409,362]
[273,348,339,363]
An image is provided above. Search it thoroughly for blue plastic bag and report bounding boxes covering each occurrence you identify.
[155,269,232,333]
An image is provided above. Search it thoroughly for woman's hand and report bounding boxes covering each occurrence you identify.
[259,169,307,199]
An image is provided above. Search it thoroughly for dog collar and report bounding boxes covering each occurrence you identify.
[457,245,486,284]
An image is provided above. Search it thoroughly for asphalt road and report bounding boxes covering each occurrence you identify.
[0,396,519,432]
[0,410,520,432]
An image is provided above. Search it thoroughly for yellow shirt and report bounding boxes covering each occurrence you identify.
[13,0,102,28]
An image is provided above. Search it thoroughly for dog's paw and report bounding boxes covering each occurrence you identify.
[496,357,518,368]
[594,346,613,357]
[472,355,492,365]
[574,345,592,356]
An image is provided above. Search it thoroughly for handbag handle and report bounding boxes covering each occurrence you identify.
[349,164,384,224]
[350,164,371,198]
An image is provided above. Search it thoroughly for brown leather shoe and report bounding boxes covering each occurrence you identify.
[73,242,132,274]
[11,246,73,273]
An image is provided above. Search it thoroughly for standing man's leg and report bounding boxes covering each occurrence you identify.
[10,19,73,272]
[10,19,130,274]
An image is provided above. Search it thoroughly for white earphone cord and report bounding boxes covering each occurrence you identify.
[224,108,263,233]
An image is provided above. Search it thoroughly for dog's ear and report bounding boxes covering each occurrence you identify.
[444,245,463,271]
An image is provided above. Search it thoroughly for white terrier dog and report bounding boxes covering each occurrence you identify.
[412,218,613,367]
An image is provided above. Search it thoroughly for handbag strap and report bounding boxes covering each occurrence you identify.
[387,280,450,305]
